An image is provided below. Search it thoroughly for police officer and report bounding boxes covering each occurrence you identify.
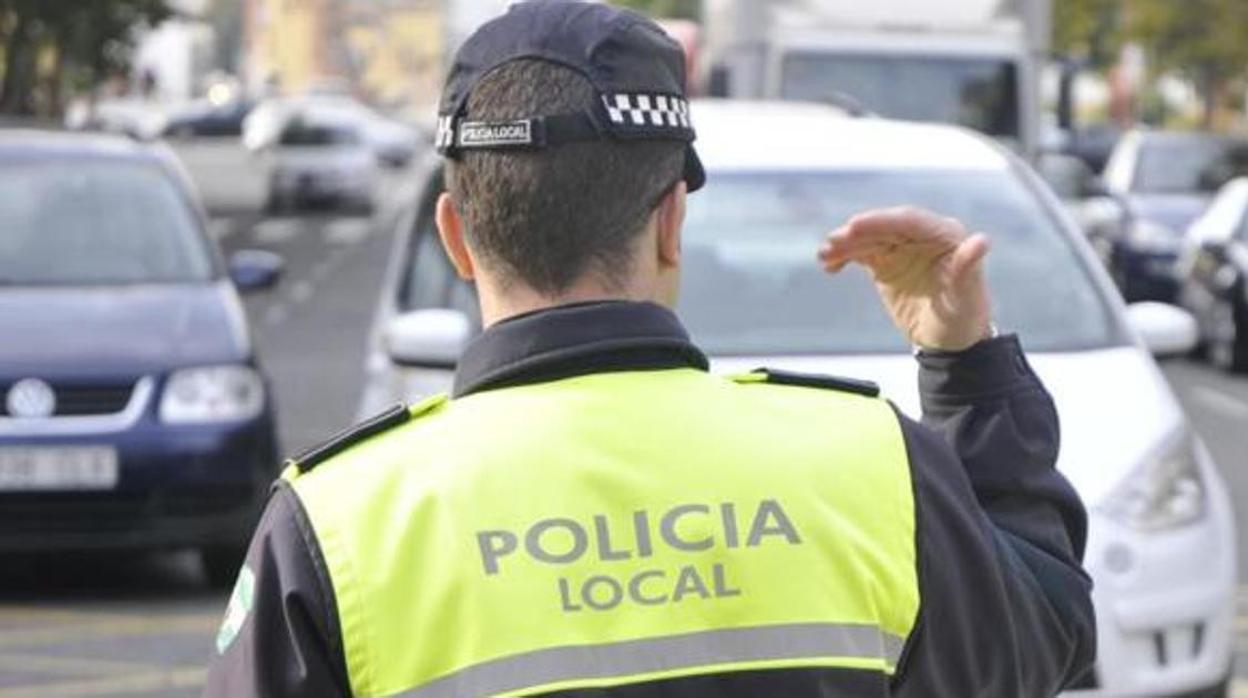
[205,2,1095,696]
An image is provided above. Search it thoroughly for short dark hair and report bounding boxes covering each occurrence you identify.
[447,59,685,294]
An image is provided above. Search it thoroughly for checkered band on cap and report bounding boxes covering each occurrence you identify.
[435,115,455,150]
[602,93,691,130]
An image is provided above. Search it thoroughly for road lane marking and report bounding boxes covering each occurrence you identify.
[324,218,370,245]
[288,280,314,304]
[310,260,335,282]
[0,666,206,698]
[1234,678,1248,698]
[264,303,289,326]
[252,219,299,244]
[0,652,170,677]
[1190,385,1248,420]
[0,614,218,649]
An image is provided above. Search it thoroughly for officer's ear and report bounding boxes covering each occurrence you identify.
[436,192,476,281]
[655,181,686,269]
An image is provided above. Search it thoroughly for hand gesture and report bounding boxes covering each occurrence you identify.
[818,207,993,352]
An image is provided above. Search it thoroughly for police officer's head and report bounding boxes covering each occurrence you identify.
[433,1,703,323]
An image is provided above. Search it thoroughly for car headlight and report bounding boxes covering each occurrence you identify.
[160,366,266,424]
[1102,432,1206,532]
[1127,220,1182,255]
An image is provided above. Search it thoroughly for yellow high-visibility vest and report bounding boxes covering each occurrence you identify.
[287,368,919,698]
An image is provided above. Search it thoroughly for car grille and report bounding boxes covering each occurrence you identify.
[0,381,136,417]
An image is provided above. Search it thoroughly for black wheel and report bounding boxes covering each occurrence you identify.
[1206,297,1248,373]
[201,544,247,589]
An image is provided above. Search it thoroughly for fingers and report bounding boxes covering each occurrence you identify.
[819,206,972,273]
[948,233,990,281]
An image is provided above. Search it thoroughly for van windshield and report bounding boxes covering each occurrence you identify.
[780,52,1020,140]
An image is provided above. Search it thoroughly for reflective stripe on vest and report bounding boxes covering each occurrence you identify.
[292,368,919,698]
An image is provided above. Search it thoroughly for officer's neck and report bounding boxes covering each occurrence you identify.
[478,274,665,329]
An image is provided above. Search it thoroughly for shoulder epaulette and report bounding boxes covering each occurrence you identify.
[282,394,448,478]
[733,367,880,398]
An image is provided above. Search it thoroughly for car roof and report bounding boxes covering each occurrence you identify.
[0,129,166,162]
[690,99,1010,172]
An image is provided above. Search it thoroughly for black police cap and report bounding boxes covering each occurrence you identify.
[435,0,705,192]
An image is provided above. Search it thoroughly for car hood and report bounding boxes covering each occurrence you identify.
[713,346,1185,507]
[0,281,250,380]
[1128,193,1212,233]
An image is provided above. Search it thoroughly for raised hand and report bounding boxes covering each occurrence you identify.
[818,206,994,352]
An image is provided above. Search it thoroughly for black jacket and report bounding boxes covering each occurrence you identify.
[204,301,1095,698]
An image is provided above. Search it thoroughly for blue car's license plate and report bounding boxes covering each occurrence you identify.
[0,446,118,491]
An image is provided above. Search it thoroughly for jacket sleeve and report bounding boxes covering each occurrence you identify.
[203,484,351,698]
[890,335,1097,697]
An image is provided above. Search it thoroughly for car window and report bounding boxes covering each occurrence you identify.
[0,160,214,285]
[678,170,1124,355]
[1237,208,1248,243]
[399,171,483,327]
[1134,136,1248,194]
[780,53,1019,140]
[279,119,360,146]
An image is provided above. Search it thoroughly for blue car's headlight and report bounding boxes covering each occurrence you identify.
[1102,431,1206,532]
[160,365,266,424]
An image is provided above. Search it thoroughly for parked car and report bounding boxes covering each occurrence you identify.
[359,102,1235,697]
[1177,177,1248,372]
[0,131,284,587]
[244,95,421,168]
[1037,151,1130,269]
[1102,130,1248,303]
[159,98,255,139]
[263,111,379,214]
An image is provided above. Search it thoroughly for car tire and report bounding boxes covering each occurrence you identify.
[201,544,248,589]
[1207,297,1248,373]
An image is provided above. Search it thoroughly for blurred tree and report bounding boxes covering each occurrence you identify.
[0,0,172,115]
[610,0,699,21]
[1126,0,1248,128]
[1052,0,1122,69]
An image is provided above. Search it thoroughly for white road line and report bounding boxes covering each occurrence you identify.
[1233,678,1248,698]
[1190,385,1248,420]
[288,281,314,305]
[252,219,300,244]
[264,304,289,326]
[310,260,335,283]
[324,218,370,246]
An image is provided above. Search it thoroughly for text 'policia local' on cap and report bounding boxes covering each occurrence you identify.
[435,0,705,192]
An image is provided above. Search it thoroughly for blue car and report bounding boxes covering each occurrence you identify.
[0,131,283,586]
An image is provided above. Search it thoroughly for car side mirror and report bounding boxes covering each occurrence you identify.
[384,309,471,368]
[228,249,284,291]
[1125,302,1199,358]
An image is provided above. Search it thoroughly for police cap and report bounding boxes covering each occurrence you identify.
[435,0,705,192]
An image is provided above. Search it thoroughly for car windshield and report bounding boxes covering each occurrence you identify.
[677,170,1122,355]
[780,53,1019,140]
[1135,136,1248,194]
[280,120,360,146]
[0,160,214,285]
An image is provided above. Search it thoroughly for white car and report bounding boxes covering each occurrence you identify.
[244,96,421,168]
[262,109,379,213]
[358,102,1237,697]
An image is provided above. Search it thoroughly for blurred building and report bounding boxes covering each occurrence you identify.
[242,0,508,114]
[133,0,216,101]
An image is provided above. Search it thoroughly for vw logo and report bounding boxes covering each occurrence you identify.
[6,378,56,419]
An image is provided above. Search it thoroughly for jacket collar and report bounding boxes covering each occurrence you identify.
[453,301,709,398]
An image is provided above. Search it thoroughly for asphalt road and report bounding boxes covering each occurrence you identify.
[0,139,1245,697]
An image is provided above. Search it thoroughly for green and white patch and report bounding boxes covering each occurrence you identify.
[216,564,256,654]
